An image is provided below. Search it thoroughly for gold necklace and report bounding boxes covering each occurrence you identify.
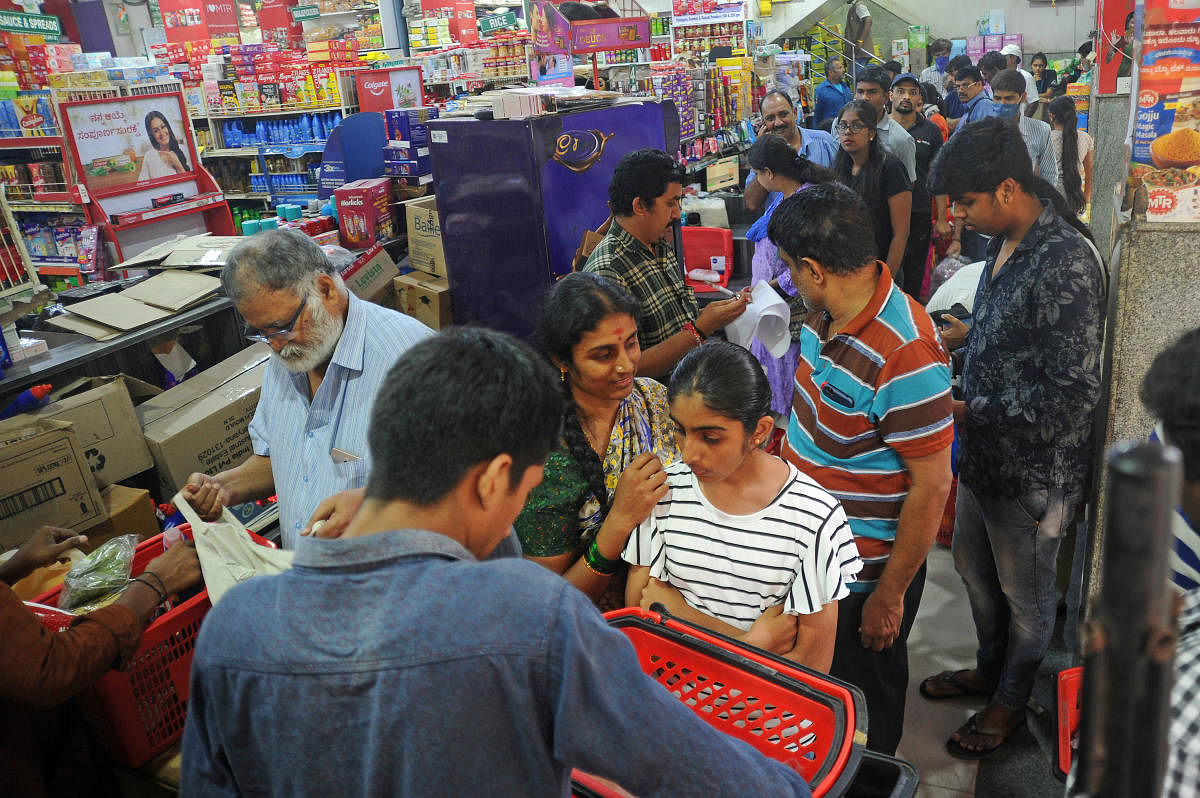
[580,419,606,455]
[577,412,609,456]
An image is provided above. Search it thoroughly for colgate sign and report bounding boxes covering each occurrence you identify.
[362,78,389,97]
[355,67,424,113]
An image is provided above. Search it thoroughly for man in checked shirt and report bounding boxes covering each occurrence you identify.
[584,148,748,379]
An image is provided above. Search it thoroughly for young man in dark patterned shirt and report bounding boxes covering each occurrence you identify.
[920,118,1105,759]
[584,149,747,378]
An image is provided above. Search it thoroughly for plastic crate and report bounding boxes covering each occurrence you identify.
[32,524,275,768]
[681,226,734,293]
[1056,666,1083,780]
[572,605,868,798]
[842,750,919,797]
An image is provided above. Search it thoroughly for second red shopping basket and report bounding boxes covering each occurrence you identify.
[573,605,868,798]
[1056,666,1084,780]
[31,524,275,768]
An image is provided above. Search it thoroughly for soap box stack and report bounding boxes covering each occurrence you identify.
[383,107,438,187]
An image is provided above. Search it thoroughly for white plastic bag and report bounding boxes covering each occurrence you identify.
[173,492,293,605]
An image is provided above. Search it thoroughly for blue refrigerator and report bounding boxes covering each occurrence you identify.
[425,100,679,339]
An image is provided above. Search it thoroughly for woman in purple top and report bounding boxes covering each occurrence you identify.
[745,133,837,416]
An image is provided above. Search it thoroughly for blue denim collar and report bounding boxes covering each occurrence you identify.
[293,528,476,571]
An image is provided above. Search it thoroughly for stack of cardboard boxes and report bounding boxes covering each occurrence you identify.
[0,347,272,564]
[397,194,452,331]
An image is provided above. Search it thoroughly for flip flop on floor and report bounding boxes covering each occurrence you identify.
[945,712,1025,760]
[919,669,992,701]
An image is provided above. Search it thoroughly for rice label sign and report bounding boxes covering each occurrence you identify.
[480,11,518,34]
[290,4,320,21]
[0,11,61,37]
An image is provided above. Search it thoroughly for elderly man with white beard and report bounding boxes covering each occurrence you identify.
[181,229,433,548]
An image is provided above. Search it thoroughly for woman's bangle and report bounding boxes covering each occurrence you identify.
[129,576,168,604]
[583,538,619,576]
[581,558,610,577]
[683,320,705,345]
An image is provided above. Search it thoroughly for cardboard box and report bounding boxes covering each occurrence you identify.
[78,484,160,552]
[394,273,452,330]
[339,243,400,308]
[137,344,271,499]
[334,177,395,250]
[404,196,447,279]
[0,419,108,549]
[385,106,439,145]
[26,375,161,484]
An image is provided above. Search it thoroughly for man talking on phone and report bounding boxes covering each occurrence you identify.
[180,229,433,548]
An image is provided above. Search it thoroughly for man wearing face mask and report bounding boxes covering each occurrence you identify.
[745,90,839,212]
[989,69,1057,184]
[999,44,1040,116]
[919,39,953,98]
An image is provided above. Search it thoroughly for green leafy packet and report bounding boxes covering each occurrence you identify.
[58,534,138,611]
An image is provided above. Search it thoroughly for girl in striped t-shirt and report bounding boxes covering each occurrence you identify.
[623,342,862,671]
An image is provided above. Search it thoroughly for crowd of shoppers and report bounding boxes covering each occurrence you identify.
[2,26,1136,798]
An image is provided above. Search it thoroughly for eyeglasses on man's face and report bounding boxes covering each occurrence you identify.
[835,121,870,134]
[955,81,979,92]
[243,296,308,344]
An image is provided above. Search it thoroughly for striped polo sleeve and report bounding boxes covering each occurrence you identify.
[872,337,955,459]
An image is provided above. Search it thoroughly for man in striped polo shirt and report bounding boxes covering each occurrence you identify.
[767,183,955,755]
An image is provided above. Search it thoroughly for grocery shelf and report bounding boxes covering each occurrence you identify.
[683,142,750,175]
[261,144,326,156]
[207,105,347,119]
[222,193,271,200]
[0,135,63,148]
[9,202,80,212]
[596,60,666,68]
[425,73,525,86]
[203,144,326,157]
[318,5,377,15]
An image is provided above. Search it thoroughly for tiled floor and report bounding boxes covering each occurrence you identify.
[897,545,1074,798]
[898,545,982,798]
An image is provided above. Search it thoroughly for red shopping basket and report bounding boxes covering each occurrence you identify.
[681,226,734,293]
[31,524,275,768]
[1056,666,1083,780]
[572,605,868,798]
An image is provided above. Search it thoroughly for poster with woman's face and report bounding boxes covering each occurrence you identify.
[62,94,196,197]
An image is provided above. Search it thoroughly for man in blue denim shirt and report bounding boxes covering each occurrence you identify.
[919,118,1104,760]
[181,328,811,797]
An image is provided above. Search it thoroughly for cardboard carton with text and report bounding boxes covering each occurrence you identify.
[0,419,107,550]
[136,344,271,499]
[25,375,161,484]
